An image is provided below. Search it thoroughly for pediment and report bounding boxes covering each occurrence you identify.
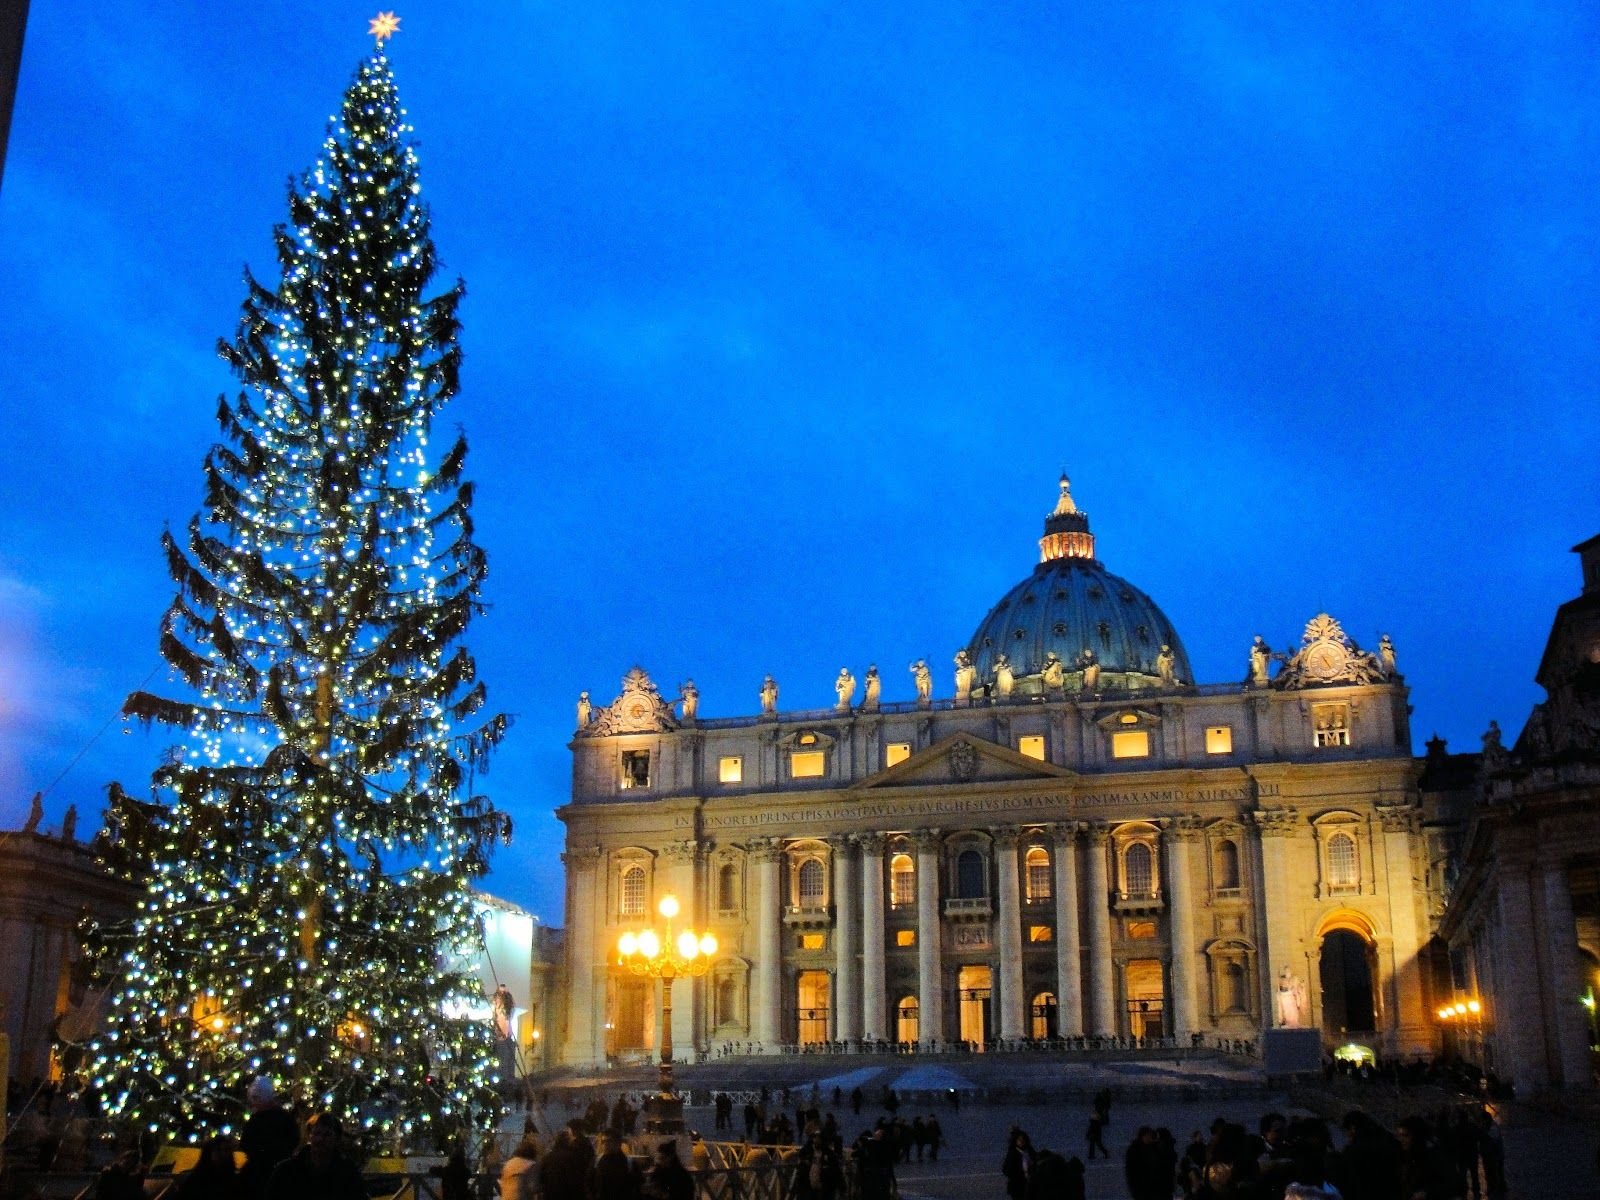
[849,732,1074,790]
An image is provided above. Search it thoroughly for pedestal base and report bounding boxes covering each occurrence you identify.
[644,1090,684,1135]
[1262,1027,1323,1079]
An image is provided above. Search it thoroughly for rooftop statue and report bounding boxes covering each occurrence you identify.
[834,668,857,712]
[1248,636,1273,688]
[1041,651,1065,693]
[1379,633,1397,677]
[576,691,591,729]
[953,649,977,705]
[862,665,881,711]
[679,679,699,721]
[760,674,779,715]
[1156,644,1178,687]
[992,653,1015,701]
[910,659,933,706]
[23,791,42,833]
[1077,647,1100,693]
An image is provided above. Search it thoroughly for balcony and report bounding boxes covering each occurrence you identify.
[782,904,834,929]
[942,896,993,922]
[1111,889,1165,915]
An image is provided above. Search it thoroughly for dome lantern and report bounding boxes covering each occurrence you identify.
[1039,473,1096,563]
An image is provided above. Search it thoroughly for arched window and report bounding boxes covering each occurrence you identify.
[798,859,826,905]
[1224,962,1248,1013]
[1214,840,1240,891]
[896,996,920,1043]
[956,850,986,899]
[1123,843,1154,896]
[890,854,915,908]
[1327,832,1358,889]
[716,977,737,1025]
[1025,846,1052,902]
[620,865,646,916]
[718,863,737,911]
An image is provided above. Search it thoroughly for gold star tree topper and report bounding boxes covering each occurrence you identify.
[369,11,401,45]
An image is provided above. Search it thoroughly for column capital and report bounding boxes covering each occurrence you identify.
[661,839,702,862]
[561,844,602,867]
[1375,803,1422,835]
[911,827,944,852]
[990,825,1022,850]
[1170,814,1206,842]
[1045,821,1082,847]
[831,833,859,854]
[857,832,888,856]
[1084,821,1113,846]
[747,836,786,864]
[1251,807,1301,837]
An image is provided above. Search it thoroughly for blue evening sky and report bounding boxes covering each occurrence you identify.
[2,4,1596,923]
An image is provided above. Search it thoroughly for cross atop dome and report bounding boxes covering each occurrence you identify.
[1039,473,1095,563]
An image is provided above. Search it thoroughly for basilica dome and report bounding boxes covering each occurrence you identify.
[965,477,1193,691]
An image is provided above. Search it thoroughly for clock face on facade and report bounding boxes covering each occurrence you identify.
[1303,642,1345,680]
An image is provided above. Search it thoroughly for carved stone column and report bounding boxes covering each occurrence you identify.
[663,839,702,1058]
[834,836,860,1042]
[560,845,602,1065]
[1167,817,1203,1040]
[1049,823,1084,1036]
[749,837,784,1048]
[992,826,1026,1040]
[1538,857,1592,1089]
[859,833,887,1040]
[1251,807,1301,1023]
[1085,823,1116,1035]
[1492,862,1549,1090]
[914,828,945,1046]
[1376,804,1429,1056]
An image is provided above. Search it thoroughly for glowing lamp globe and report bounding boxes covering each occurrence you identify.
[658,895,680,919]
[638,930,661,959]
[618,931,638,957]
[699,933,718,956]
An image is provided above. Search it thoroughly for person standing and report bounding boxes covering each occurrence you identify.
[1085,1111,1109,1161]
[266,1113,365,1200]
[241,1077,299,1199]
[1002,1128,1036,1200]
[175,1138,241,1200]
[926,1115,944,1163]
[592,1132,639,1200]
[500,1134,541,1200]
[642,1141,694,1200]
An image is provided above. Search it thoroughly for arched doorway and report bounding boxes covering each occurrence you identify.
[1319,928,1377,1034]
[1031,992,1058,1040]
[958,964,992,1046]
[796,970,831,1044]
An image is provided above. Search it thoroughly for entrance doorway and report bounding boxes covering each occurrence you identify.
[958,964,993,1046]
[1031,992,1058,1040]
[1319,929,1377,1033]
[1124,959,1166,1038]
[796,970,831,1044]
[896,996,919,1044]
[612,978,650,1052]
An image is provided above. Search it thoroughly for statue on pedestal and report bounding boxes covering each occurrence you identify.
[1275,968,1308,1028]
[1480,719,1508,773]
[1042,651,1065,693]
[992,654,1015,701]
[760,675,779,715]
[576,691,591,729]
[1248,636,1273,688]
[23,792,43,833]
[910,659,933,706]
[1077,648,1100,693]
[1156,644,1177,687]
[953,649,977,705]
[679,680,699,721]
[61,804,78,844]
[862,665,881,711]
[1379,634,1397,677]
[835,668,857,711]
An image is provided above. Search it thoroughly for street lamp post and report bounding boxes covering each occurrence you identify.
[617,895,717,1134]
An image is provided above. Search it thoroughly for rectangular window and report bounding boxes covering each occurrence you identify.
[620,750,650,789]
[799,933,826,951]
[718,755,743,783]
[886,742,912,768]
[1018,735,1046,761]
[1126,920,1157,939]
[790,751,826,778]
[896,929,916,947]
[1205,726,1233,755]
[1028,924,1053,943]
[1111,730,1151,759]
[1313,704,1351,748]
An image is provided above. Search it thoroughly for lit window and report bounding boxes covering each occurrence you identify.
[1313,704,1350,748]
[1123,843,1154,895]
[886,742,912,767]
[1025,846,1052,901]
[1111,730,1150,759]
[1120,712,1139,724]
[800,933,826,951]
[790,751,825,778]
[799,732,818,746]
[1327,832,1358,888]
[896,929,916,947]
[620,865,646,916]
[1126,920,1157,939]
[1205,726,1233,755]
[1028,925,1053,943]
[890,854,915,907]
[1018,735,1045,761]
[797,859,826,905]
[620,750,650,789]
[719,755,743,783]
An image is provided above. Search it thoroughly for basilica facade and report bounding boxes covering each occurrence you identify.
[558,479,1439,1067]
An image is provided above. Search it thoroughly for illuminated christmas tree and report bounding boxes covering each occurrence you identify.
[87,24,510,1145]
